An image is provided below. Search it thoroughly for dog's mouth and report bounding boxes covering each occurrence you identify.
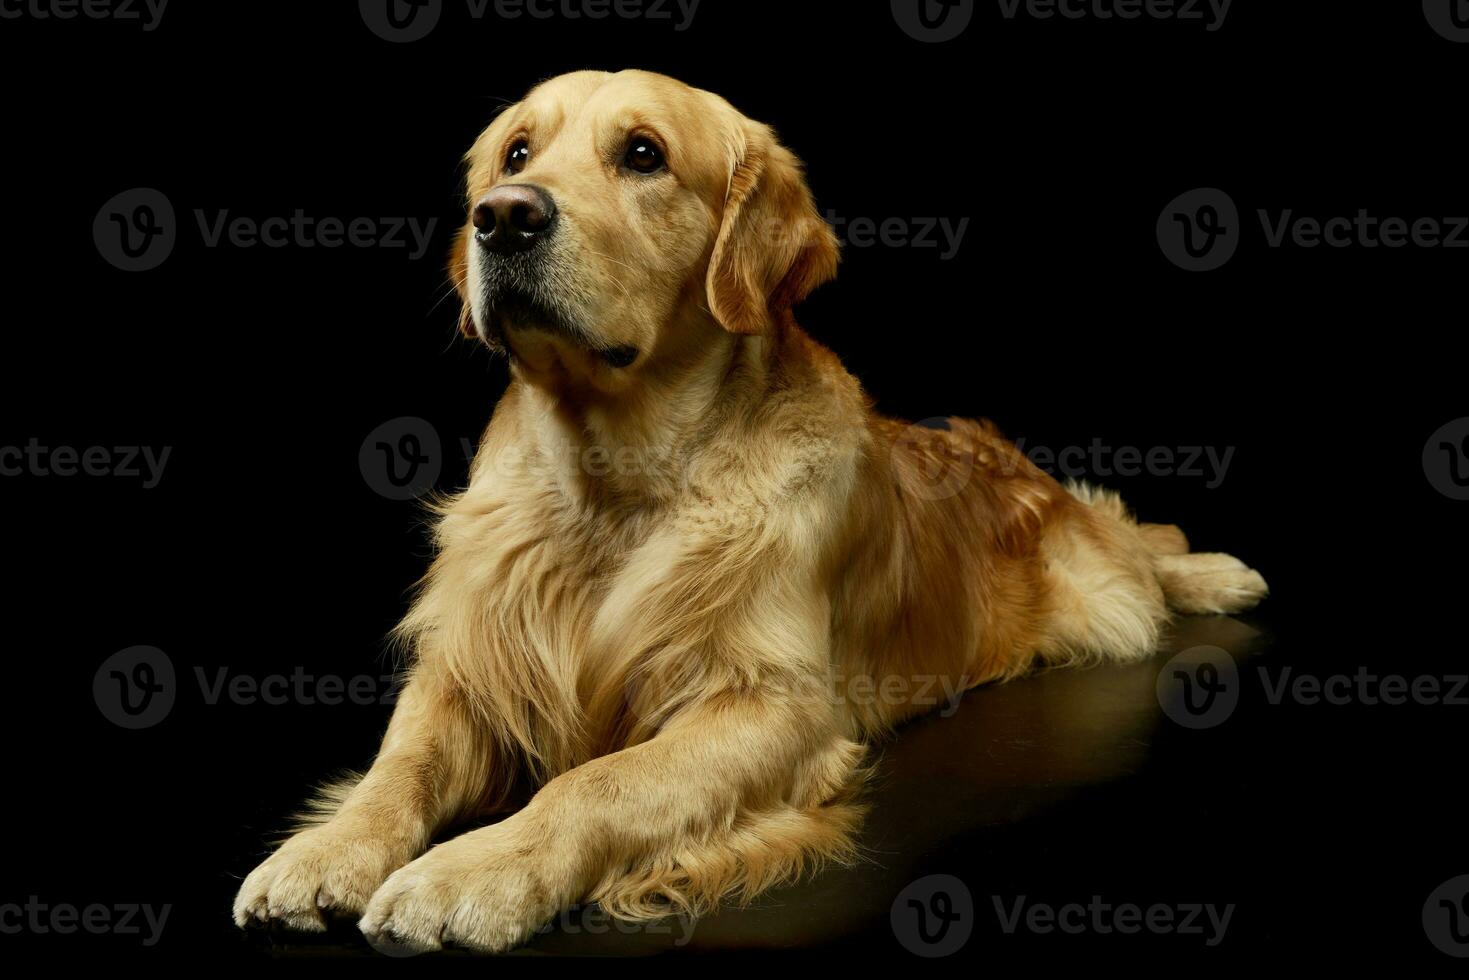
[484,284,573,345]
[479,274,639,370]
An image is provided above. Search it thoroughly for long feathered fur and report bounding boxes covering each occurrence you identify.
[235,70,1268,952]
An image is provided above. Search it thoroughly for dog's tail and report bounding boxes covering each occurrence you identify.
[1137,522,1270,615]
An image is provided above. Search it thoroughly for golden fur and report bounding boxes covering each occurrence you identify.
[233,69,1268,952]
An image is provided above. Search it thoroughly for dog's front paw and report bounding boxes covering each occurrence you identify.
[358,829,563,955]
[234,824,414,932]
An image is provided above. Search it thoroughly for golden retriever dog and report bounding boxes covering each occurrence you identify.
[233,69,1268,953]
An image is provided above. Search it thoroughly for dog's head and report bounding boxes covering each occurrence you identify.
[452,70,839,394]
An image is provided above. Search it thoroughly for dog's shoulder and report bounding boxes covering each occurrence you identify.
[689,329,866,514]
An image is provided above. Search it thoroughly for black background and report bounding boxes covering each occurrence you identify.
[0,0,1464,967]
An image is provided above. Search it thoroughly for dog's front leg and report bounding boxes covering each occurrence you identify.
[233,670,493,930]
[359,692,854,954]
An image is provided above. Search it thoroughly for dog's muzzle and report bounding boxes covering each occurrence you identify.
[469,183,639,369]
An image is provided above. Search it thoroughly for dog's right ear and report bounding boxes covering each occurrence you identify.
[706,121,840,336]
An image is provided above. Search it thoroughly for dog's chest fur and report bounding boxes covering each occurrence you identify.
[405,453,709,786]
[401,357,866,789]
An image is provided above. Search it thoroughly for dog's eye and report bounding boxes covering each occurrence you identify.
[505,140,530,176]
[623,139,665,175]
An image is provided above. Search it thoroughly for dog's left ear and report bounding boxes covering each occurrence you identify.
[706,122,840,336]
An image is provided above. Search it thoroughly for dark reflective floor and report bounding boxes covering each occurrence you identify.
[245,615,1273,960]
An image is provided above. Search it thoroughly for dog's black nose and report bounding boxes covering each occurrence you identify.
[472,184,557,254]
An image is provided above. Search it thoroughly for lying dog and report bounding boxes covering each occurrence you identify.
[234,69,1267,953]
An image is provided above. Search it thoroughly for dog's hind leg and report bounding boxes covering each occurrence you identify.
[1036,484,1266,671]
[1153,552,1269,615]
[1138,522,1189,556]
[1033,490,1171,670]
[1064,483,1266,615]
